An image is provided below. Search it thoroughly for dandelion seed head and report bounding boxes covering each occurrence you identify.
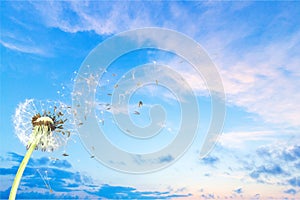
[14,99,76,152]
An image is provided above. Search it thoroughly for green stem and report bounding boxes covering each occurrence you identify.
[9,134,38,200]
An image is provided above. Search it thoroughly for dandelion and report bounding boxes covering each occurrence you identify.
[9,99,75,200]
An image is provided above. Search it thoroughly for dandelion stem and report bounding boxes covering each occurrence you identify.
[9,130,39,200]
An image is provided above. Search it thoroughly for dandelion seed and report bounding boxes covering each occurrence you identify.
[138,101,143,108]
[133,111,140,115]
[9,99,75,200]
[99,119,104,125]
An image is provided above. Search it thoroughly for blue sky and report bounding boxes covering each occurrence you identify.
[1,1,300,199]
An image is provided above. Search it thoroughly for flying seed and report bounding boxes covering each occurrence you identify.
[138,101,143,107]
[133,111,140,115]
[66,131,71,137]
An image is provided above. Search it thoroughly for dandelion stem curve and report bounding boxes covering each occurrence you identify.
[9,132,38,200]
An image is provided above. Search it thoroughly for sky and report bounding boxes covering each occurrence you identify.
[1,1,300,199]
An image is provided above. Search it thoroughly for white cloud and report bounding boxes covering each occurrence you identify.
[219,131,280,149]
[11,1,299,127]
[218,31,300,127]
[29,1,155,35]
[0,39,46,56]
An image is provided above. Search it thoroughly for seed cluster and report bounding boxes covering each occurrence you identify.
[27,106,71,152]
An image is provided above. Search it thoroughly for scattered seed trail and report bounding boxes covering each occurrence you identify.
[36,169,53,193]
[44,170,53,193]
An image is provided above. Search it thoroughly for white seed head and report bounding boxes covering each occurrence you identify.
[14,99,76,152]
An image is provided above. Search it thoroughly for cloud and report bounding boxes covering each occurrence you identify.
[29,1,155,35]
[217,30,300,127]
[282,145,300,162]
[88,184,192,199]
[201,193,215,199]
[0,39,46,56]
[233,187,243,194]
[86,184,169,199]
[250,164,285,179]
[288,177,300,187]
[49,160,72,169]
[5,152,72,169]
[0,152,87,196]
[0,187,10,199]
[6,152,23,162]
[256,144,300,162]
[158,155,174,163]
[220,131,279,149]
[132,154,175,166]
[1,183,192,200]
[201,156,219,166]
[284,188,297,195]
[231,142,300,187]
[3,1,300,128]
[1,152,192,199]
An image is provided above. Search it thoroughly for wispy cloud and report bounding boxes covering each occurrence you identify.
[4,1,300,128]
[0,39,47,56]
[29,1,155,35]
[220,131,280,149]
